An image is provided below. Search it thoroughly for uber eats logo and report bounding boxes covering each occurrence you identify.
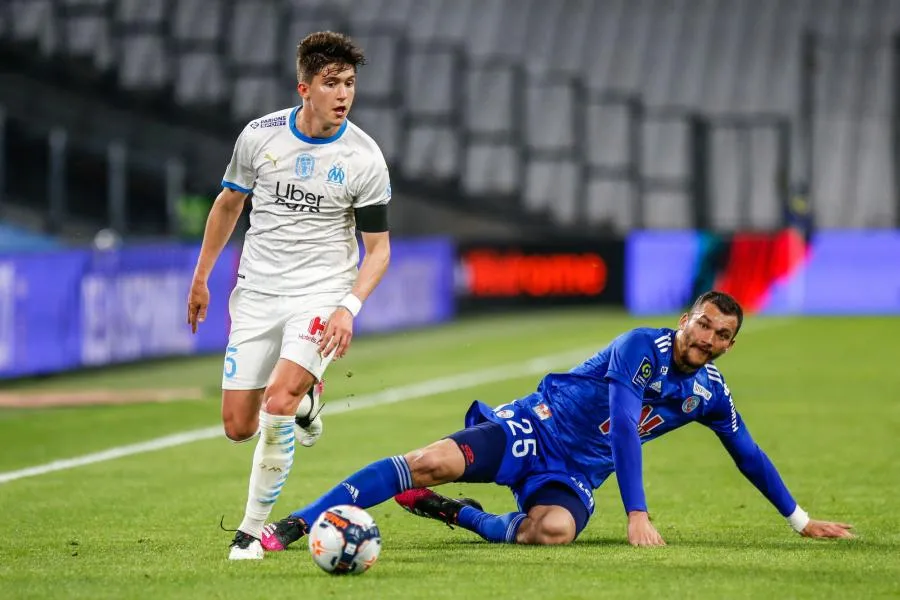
[274,182,324,213]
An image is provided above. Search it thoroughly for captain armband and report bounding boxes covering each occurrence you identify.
[354,203,389,233]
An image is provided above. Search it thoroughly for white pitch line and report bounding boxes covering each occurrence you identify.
[0,346,596,485]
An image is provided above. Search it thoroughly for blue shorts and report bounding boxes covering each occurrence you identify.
[446,399,595,535]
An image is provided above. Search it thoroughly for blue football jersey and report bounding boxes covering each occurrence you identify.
[516,327,743,489]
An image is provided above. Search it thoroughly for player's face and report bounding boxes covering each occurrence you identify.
[297,63,356,131]
[675,302,738,370]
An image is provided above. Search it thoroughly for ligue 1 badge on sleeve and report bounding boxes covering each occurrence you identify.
[632,356,653,386]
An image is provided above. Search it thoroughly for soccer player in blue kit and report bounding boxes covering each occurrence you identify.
[260,291,853,549]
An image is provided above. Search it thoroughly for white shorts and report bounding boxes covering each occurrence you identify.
[221,286,342,390]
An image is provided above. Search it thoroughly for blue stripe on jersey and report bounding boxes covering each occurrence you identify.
[222,179,252,194]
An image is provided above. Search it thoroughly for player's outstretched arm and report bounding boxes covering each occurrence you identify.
[187,187,247,333]
[697,384,854,540]
[318,231,390,359]
[713,422,854,539]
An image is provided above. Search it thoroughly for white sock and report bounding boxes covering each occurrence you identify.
[238,411,295,539]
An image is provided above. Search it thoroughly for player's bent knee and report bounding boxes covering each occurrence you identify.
[404,440,464,487]
[223,417,259,442]
[525,526,575,545]
[534,520,576,545]
[520,508,577,545]
[221,392,262,441]
[221,389,264,433]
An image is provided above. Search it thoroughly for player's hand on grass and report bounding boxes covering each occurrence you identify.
[627,511,666,547]
[319,307,354,359]
[187,277,209,334]
[801,519,854,539]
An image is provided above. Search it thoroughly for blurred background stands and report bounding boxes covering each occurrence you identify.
[0,0,898,246]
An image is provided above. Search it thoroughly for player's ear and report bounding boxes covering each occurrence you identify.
[297,81,309,100]
[678,313,689,329]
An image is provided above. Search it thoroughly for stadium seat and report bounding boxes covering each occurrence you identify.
[5,0,899,230]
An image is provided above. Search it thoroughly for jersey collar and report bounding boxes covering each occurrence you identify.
[289,106,348,144]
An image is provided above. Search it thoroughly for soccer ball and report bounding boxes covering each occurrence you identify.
[308,505,381,575]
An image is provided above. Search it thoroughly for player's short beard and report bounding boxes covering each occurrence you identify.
[678,348,703,370]
[675,330,715,370]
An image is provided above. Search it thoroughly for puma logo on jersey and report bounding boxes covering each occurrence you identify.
[264,152,279,167]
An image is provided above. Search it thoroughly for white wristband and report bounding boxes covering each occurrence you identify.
[339,293,362,317]
[787,505,810,533]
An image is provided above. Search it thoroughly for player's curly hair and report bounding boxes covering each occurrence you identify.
[296,31,366,83]
[691,290,744,336]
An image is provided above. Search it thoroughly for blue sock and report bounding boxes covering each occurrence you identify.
[290,456,412,527]
[457,505,526,543]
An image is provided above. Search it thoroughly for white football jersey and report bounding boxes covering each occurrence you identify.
[222,106,391,296]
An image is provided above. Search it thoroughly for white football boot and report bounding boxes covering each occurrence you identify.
[228,531,264,560]
[295,379,325,447]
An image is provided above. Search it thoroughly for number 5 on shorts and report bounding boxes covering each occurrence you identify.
[224,346,238,379]
[506,417,537,458]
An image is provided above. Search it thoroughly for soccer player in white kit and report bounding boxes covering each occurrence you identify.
[186,32,392,560]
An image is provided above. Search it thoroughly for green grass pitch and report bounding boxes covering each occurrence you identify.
[0,308,898,599]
